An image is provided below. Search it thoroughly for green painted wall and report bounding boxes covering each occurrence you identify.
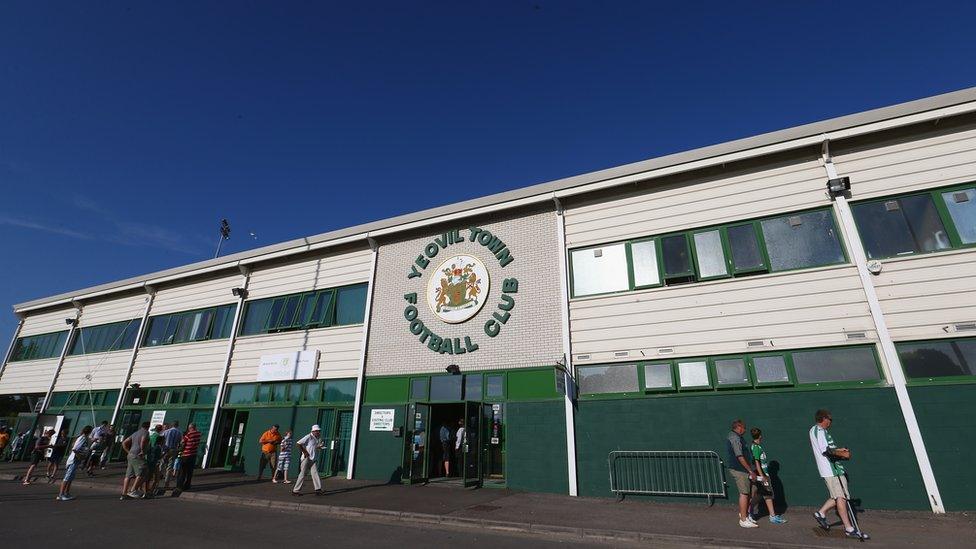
[353,404,406,483]
[909,384,976,510]
[575,387,929,510]
[239,407,297,477]
[506,400,568,494]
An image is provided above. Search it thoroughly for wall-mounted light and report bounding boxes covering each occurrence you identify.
[826,177,851,199]
[445,364,460,375]
[65,318,78,326]
[129,383,141,390]
[231,287,249,299]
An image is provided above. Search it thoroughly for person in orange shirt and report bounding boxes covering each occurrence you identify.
[257,424,282,481]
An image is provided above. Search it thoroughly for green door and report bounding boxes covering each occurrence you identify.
[402,403,430,484]
[463,401,482,487]
[332,410,354,476]
[316,408,336,476]
[225,410,249,470]
[188,409,213,462]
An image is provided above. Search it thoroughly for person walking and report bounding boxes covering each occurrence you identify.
[749,427,787,524]
[438,422,452,477]
[86,421,111,476]
[257,424,282,481]
[46,428,69,482]
[273,430,293,484]
[9,430,29,462]
[120,421,150,499]
[726,419,757,528]
[57,425,92,501]
[810,409,869,540]
[173,423,201,495]
[160,421,183,493]
[454,419,466,475]
[22,428,54,485]
[144,435,164,498]
[292,425,324,496]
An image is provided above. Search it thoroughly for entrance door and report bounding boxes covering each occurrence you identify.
[113,410,143,461]
[332,410,354,476]
[316,408,336,476]
[463,401,482,487]
[402,403,430,484]
[224,410,249,470]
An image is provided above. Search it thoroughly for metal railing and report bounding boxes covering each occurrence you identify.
[608,450,726,504]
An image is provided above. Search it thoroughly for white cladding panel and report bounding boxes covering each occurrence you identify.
[570,264,875,362]
[54,351,132,392]
[0,358,61,394]
[246,248,372,300]
[226,325,362,384]
[129,340,229,388]
[19,307,78,337]
[78,294,148,327]
[149,272,244,316]
[873,249,976,341]
[833,124,976,200]
[564,158,829,248]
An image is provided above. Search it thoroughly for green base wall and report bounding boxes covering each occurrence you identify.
[237,407,299,478]
[909,384,976,511]
[353,405,407,483]
[575,388,929,510]
[506,400,568,494]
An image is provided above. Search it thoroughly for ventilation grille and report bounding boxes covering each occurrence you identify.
[614,351,630,358]
[846,331,867,340]
[746,340,767,348]
[955,322,976,332]
[657,347,674,354]
[575,354,591,361]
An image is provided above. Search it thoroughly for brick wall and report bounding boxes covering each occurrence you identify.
[366,207,563,376]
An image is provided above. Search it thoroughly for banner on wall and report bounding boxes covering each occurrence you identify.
[256,350,320,382]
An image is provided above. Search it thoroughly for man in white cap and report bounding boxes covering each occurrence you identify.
[292,424,324,496]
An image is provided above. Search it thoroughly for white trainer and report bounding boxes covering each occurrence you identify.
[739,519,759,528]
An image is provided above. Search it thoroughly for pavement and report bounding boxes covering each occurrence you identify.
[1,460,972,548]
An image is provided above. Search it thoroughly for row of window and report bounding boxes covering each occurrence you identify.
[409,373,506,402]
[852,184,976,259]
[9,331,69,362]
[126,385,218,407]
[143,304,237,347]
[49,389,119,409]
[571,208,847,296]
[239,283,368,336]
[225,379,357,406]
[577,345,882,396]
[67,319,142,356]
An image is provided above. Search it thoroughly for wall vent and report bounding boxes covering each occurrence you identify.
[746,340,767,348]
[846,331,867,340]
[593,248,603,258]
[657,347,674,354]
[575,354,591,361]
[614,351,630,358]
[955,322,976,332]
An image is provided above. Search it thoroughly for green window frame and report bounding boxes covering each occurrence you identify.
[484,374,506,399]
[851,182,976,260]
[68,319,142,356]
[712,356,752,388]
[409,377,429,401]
[568,206,846,299]
[237,284,365,336]
[896,336,976,384]
[9,330,69,362]
[143,305,240,348]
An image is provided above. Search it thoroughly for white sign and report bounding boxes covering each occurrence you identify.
[257,350,320,382]
[150,410,166,429]
[426,254,490,324]
[369,409,395,431]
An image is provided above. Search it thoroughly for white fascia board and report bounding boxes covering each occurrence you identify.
[145,261,242,286]
[15,298,76,315]
[73,282,146,302]
[306,232,370,251]
[238,242,311,265]
[369,194,553,238]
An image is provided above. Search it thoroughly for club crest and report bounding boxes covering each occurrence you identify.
[426,254,490,323]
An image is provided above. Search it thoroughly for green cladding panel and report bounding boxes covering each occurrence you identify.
[507,369,560,401]
[241,408,298,477]
[505,400,569,493]
[574,387,929,510]
[364,377,410,404]
[909,384,976,510]
[353,405,406,483]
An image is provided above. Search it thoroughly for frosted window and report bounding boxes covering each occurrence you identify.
[678,361,710,388]
[631,240,661,287]
[694,230,728,278]
[571,243,629,296]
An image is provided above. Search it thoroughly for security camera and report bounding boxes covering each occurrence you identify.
[231,287,248,299]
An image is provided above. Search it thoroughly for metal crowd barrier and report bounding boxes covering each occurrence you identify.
[608,450,726,504]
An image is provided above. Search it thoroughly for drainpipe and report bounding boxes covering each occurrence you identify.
[0,315,25,385]
[41,304,82,413]
[553,195,580,497]
[109,287,156,426]
[346,236,379,480]
[202,265,251,468]
[822,139,945,513]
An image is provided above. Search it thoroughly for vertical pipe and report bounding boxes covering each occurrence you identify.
[201,266,251,468]
[41,306,82,413]
[109,288,156,426]
[0,316,25,385]
[823,144,944,513]
[346,237,379,480]
[553,196,579,497]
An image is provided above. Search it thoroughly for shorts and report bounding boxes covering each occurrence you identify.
[30,451,43,465]
[752,479,773,500]
[126,456,147,479]
[63,462,79,482]
[824,475,850,500]
[729,469,751,496]
[441,442,452,461]
[48,453,65,464]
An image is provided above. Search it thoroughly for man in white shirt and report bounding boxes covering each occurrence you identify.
[454,419,466,474]
[809,409,868,540]
[58,425,93,501]
[292,425,324,496]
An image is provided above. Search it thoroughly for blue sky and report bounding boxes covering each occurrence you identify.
[1,1,975,340]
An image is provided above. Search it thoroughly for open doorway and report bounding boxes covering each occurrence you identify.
[427,403,464,482]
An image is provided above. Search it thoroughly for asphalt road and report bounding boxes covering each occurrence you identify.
[0,481,622,548]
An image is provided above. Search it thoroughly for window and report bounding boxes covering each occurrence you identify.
[430,375,463,401]
[68,319,141,355]
[677,360,710,389]
[752,355,790,385]
[196,385,217,405]
[570,243,629,297]
[10,330,68,362]
[464,374,483,400]
[942,187,976,244]
[578,364,639,394]
[410,377,429,400]
[727,223,766,273]
[643,363,673,390]
[693,230,729,280]
[661,234,694,282]
[226,384,255,405]
[143,304,237,347]
[323,379,356,402]
[485,374,505,398]
[791,347,880,384]
[714,358,749,387]
[852,195,950,259]
[897,338,976,380]
[238,283,367,336]
[760,210,845,271]
[630,240,661,287]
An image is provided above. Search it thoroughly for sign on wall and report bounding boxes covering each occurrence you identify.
[256,350,320,382]
[150,410,166,429]
[369,409,395,431]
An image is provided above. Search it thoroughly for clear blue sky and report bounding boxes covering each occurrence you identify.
[2,1,975,340]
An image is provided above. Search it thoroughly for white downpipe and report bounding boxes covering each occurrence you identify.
[554,196,579,496]
[41,307,82,413]
[346,237,379,480]
[0,317,25,384]
[202,266,251,468]
[823,147,945,513]
[110,289,156,426]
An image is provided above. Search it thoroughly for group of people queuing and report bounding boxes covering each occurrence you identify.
[725,409,869,540]
[19,421,115,489]
[255,423,328,496]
